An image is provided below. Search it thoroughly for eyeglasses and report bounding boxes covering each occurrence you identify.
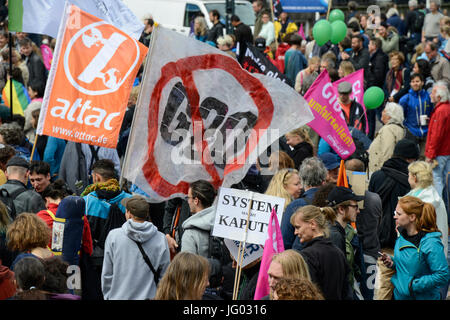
[347,204,359,210]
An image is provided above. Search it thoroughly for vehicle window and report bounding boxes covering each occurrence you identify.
[205,2,254,26]
[184,3,202,27]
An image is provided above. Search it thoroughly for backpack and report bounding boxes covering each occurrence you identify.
[90,202,126,267]
[413,10,425,33]
[208,235,231,267]
[0,187,27,221]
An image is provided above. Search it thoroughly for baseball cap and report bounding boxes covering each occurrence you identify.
[337,81,352,94]
[327,186,364,207]
[319,152,340,170]
[121,195,149,219]
[6,156,30,169]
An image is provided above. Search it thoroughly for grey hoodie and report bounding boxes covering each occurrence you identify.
[181,205,216,258]
[101,219,170,300]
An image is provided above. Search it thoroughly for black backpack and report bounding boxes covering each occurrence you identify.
[208,235,232,267]
[0,187,27,220]
[413,11,425,33]
[90,202,126,267]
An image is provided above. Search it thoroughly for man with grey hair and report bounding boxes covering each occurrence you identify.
[280,156,327,250]
[368,102,406,173]
[422,0,444,42]
[424,41,450,85]
[425,81,450,199]
[0,156,46,217]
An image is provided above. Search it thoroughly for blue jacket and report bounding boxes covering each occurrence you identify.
[391,231,449,300]
[43,137,66,177]
[280,187,318,249]
[399,88,433,138]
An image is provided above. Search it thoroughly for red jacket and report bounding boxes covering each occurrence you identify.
[425,101,450,159]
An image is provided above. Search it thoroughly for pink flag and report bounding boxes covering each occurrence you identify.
[298,23,305,40]
[40,44,53,71]
[254,207,284,300]
[304,70,356,159]
[333,69,368,134]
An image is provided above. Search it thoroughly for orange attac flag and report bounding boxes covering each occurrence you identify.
[36,4,148,148]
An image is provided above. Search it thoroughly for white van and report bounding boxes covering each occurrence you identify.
[122,0,255,36]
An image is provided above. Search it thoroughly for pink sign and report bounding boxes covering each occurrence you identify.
[304,70,356,160]
[254,208,284,300]
[333,69,368,134]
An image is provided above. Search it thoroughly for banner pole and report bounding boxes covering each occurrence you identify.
[120,26,158,189]
[326,0,332,20]
[9,33,13,120]
[30,134,39,162]
[232,192,254,300]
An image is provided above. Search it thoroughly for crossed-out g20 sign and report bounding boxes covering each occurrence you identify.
[122,26,314,202]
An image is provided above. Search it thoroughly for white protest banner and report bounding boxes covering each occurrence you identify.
[121,26,314,202]
[224,238,263,268]
[212,187,285,245]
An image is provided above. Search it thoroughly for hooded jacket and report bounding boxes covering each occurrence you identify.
[399,88,432,138]
[369,157,411,249]
[391,231,450,300]
[101,219,170,300]
[406,186,448,257]
[181,205,216,258]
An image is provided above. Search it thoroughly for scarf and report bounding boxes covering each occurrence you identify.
[81,178,120,197]
[386,67,403,94]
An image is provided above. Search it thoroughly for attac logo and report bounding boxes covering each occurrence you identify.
[63,21,141,95]
[37,5,147,148]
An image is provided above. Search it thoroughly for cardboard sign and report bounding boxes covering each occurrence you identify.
[212,187,285,245]
[346,170,368,209]
[224,238,263,268]
[37,4,147,148]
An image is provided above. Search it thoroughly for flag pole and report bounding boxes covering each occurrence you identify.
[326,0,332,20]
[8,32,13,120]
[30,134,39,162]
[232,192,254,300]
[119,26,157,190]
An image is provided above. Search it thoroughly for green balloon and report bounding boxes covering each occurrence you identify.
[364,87,385,109]
[330,20,347,44]
[313,20,331,46]
[329,9,345,23]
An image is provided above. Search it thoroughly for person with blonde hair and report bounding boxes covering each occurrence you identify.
[285,127,314,170]
[260,150,295,193]
[217,35,236,59]
[273,277,324,300]
[406,161,448,256]
[154,252,209,300]
[265,168,301,210]
[338,61,355,79]
[380,195,450,300]
[266,249,311,299]
[368,102,406,173]
[294,56,320,95]
[193,16,208,42]
[7,212,52,269]
[281,157,327,250]
[290,205,351,300]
